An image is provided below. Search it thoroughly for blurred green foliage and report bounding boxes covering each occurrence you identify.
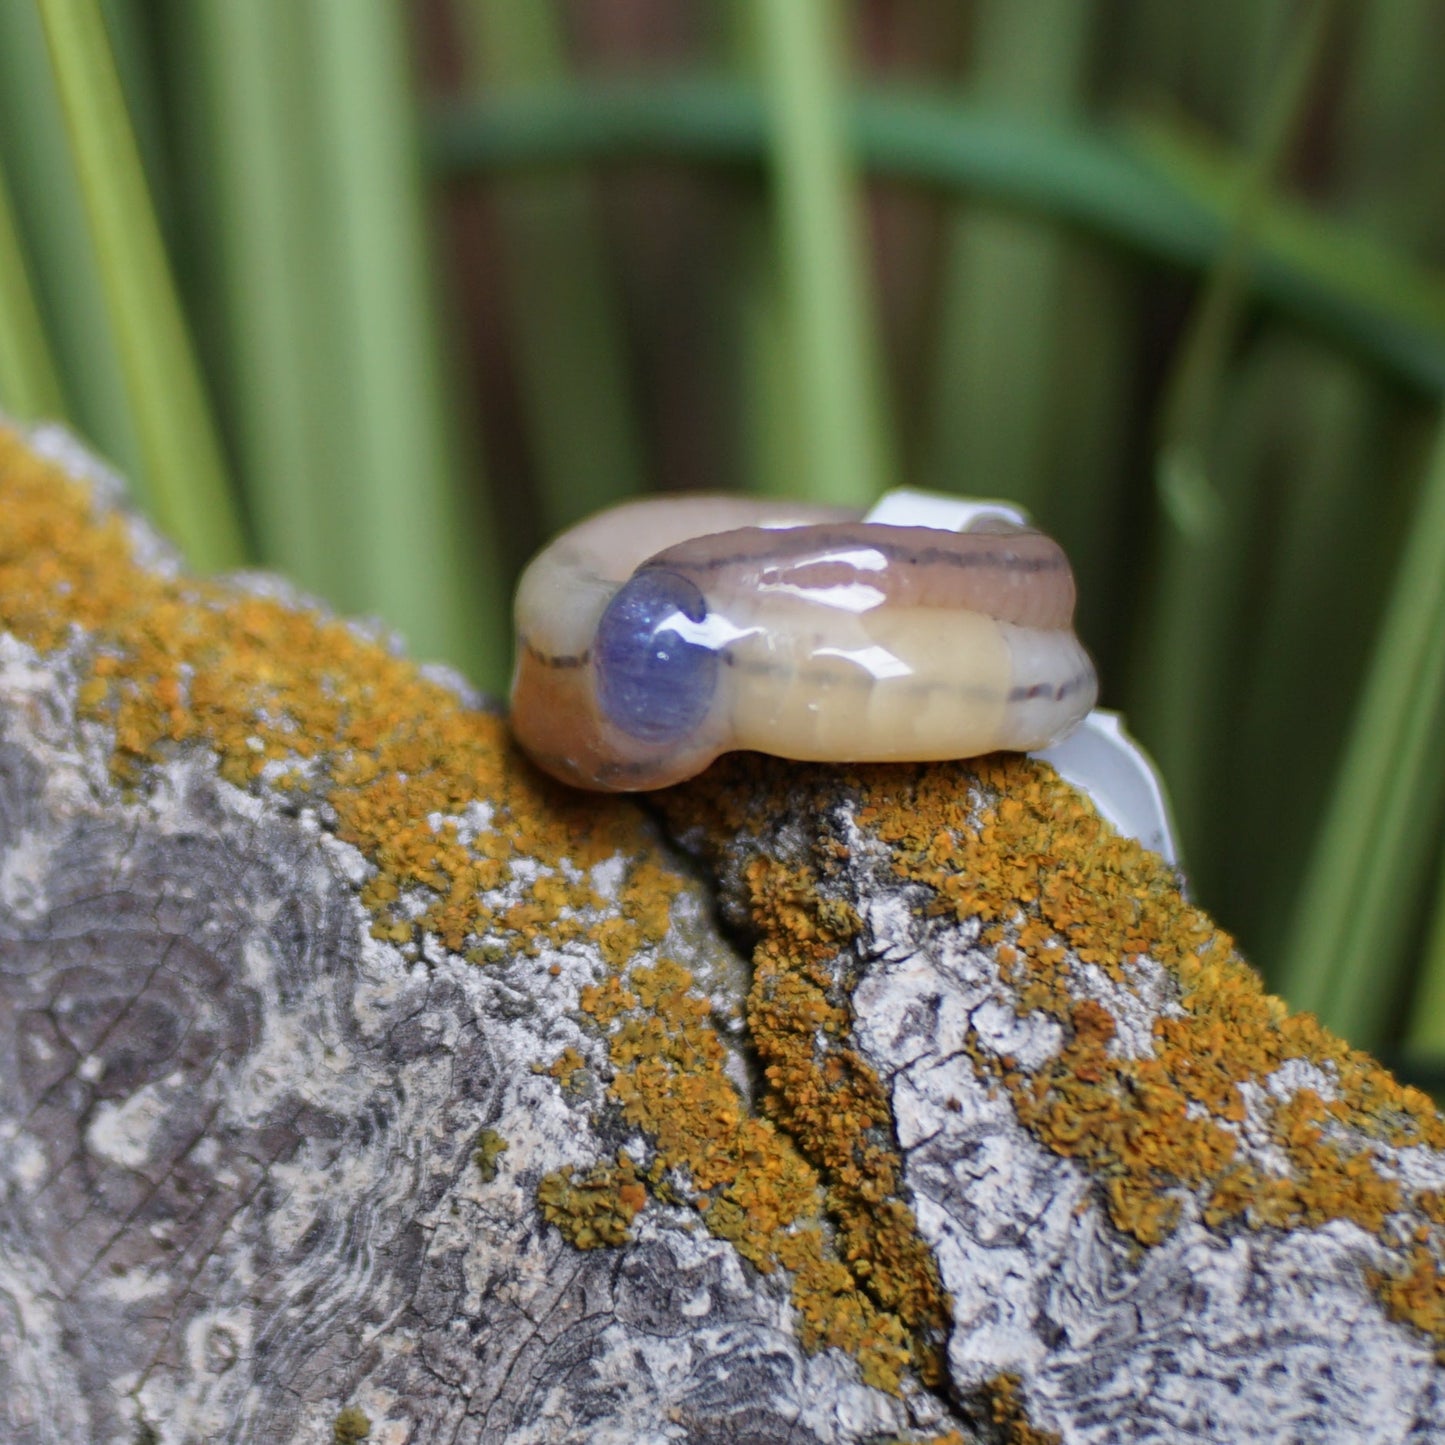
[2,0,1445,1078]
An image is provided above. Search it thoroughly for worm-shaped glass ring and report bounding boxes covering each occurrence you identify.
[511,495,1097,791]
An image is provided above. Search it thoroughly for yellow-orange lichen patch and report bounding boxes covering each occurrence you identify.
[546,1046,591,1097]
[855,755,1445,1338]
[654,781,954,1387]
[0,429,661,967]
[662,748,1445,1359]
[741,855,951,1381]
[983,1374,1063,1445]
[881,1433,972,1445]
[1373,1245,1445,1360]
[579,940,916,1392]
[538,1152,649,1249]
[0,429,932,1395]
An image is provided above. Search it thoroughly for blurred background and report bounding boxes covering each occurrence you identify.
[2,0,1445,1080]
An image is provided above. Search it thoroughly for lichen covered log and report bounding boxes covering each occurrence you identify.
[2,424,1444,1443]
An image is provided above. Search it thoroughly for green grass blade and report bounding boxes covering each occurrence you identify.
[0,153,66,420]
[185,0,336,593]
[427,79,1445,394]
[1407,846,1445,1061]
[35,0,244,569]
[750,0,891,506]
[1334,0,1445,244]
[0,0,143,489]
[307,0,507,689]
[1154,7,1333,455]
[726,1,803,500]
[733,211,808,499]
[1126,117,1445,383]
[1216,346,1391,975]
[1277,411,1445,1046]
[1128,0,1334,846]
[459,0,644,533]
[924,0,1094,512]
[1120,1,1293,144]
[99,0,175,241]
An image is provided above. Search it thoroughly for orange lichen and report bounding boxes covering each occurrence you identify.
[0,429,934,1396]
[983,1374,1062,1445]
[13,425,1445,1409]
[538,1152,648,1249]
[666,749,1445,1356]
[874,758,1438,1249]
[580,942,916,1391]
[663,756,1445,1429]
[546,1046,591,1096]
[739,855,951,1381]
[1373,1246,1445,1358]
[637,789,955,1388]
[882,1434,972,1445]
[0,431,658,965]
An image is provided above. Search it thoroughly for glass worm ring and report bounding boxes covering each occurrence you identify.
[510,495,1098,792]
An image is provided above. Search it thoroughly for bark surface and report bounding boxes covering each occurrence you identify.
[3,425,1444,1444]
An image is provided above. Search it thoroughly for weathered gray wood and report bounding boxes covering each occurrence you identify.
[0,640,941,1443]
[4,425,1445,1444]
[0,429,947,1443]
[665,770,1445,1444]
